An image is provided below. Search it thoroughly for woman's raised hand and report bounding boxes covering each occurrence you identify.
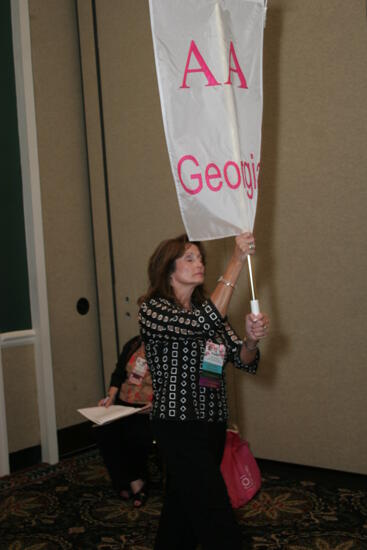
[234,232,256,262]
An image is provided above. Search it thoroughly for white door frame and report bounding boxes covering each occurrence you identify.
[3,0,59,471]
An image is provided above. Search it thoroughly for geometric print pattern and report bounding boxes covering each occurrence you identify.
[139,298,259,422]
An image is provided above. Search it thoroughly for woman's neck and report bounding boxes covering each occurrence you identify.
[172,285,194,311]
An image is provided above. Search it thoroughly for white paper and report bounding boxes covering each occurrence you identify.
[77,404,150,426]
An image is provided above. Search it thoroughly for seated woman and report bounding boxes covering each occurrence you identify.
[95,335,153,507]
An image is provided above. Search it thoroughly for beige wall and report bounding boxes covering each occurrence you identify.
[8,0,366,472]
[85,0,367,473]
[231,0,367,472]
[28,0,104,428]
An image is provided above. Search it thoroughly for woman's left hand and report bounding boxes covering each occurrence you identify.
[245,312,269,343]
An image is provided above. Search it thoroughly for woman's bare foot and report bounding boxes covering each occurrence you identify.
[130,478,144,494]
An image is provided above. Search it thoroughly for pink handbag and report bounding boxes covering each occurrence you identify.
[220,429,262,509]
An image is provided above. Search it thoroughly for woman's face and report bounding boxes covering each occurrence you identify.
[170,244,205,289]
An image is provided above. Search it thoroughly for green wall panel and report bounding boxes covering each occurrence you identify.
[0,0,31,332]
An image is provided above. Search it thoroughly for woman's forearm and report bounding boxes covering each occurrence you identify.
[240,340,258,363]
[210,255,245,317]
[107,386,119,400]
[209,233,255,317]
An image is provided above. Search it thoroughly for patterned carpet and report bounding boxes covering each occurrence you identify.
[0,448,366,549]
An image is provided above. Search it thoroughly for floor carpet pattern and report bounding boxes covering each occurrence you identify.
[1,449,366,549]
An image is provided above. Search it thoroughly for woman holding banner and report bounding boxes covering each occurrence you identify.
[138,232,269,550]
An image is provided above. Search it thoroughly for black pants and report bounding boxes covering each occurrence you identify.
[95,412,152,492]
[152,419,243,550]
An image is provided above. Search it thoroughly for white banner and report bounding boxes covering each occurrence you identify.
[149,0,267,241]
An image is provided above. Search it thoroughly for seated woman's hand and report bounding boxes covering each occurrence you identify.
[98,386,118,407]
[98,395,115,408]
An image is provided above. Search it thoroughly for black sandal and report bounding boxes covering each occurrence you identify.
[132,488,148,508]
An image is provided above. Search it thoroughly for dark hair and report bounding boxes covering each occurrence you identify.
[138,234,206,306]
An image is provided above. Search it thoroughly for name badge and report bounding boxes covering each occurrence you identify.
[128,356,148,386]
[199,341,225,389]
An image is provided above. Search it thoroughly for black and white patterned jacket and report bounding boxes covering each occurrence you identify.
[139,297,259,423]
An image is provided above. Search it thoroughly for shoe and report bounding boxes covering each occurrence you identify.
[132,487,148,508]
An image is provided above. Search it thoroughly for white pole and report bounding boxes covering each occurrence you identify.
[247,256,260,314]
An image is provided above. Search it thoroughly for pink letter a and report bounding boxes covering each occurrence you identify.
[180,40,220,89]
[224,41,248,89]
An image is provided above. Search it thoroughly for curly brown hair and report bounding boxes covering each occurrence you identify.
[138,234,207,306]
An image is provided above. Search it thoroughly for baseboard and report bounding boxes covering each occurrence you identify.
[9,421,96,473]
[57,421,96,458]
[9,445,42,473]
[257,457,367,491]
